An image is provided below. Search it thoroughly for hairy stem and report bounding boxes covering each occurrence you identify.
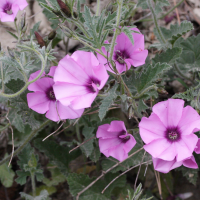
[132,85,158,99]
[147,0,166,44]
[31,172,36,197]
[0,120,50,166]
[96,0,101,16]
[1,62,4,92]
[109,0,124,63]
[0,46,47,98]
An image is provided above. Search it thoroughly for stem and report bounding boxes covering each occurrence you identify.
[31,172,36,197]
[147,0,166,44]
[0,120,50,166]
[96,0,101,16]
[132,85,157,99]
[0,47,47,98]
[174,63,195,84]
[135,0,185,23]
[73,35,107,58]
[76,147,143,200]
[109,0,124,62]
[0,123,9,132]
[76,122,81,142]
[1,62,4,92]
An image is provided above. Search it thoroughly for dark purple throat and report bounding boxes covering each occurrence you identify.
[3,3,13,15]
[46,87,56,101]
[118,130,130,143]
[114,50,130,64]
[85,77,100,93]
[165,127,181,142]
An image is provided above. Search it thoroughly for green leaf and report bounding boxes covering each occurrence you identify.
[154,0,170,14]
[122,27,134,45]
[99,84,118,121]
[175,34,200,71]
[0,158,15,187]
[34,139,81,176]
[152,47,182,64]
[67,172,126,199]
[7,31,18,39]
[80,127,95,157]
[89,144,101,162]
[138,99,149,114]
[172,87,198,101]
[137,0,148,9]
[20,190,49,200]
[154,21,193,45]
[133,63,171,93]
[176,166,198,185]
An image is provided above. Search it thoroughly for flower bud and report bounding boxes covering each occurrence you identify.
[57,0,71,17]
[20,11,26,31]
[128,105,134,119]
[157,87,168,95]
[34,31,46,47]
[7,47,15,58]
[48,30,56,40]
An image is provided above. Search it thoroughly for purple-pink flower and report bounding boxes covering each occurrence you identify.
[27,66,84,122]
[0,0,28,22]
[96,121,136,162]
[139,99,200,173]
[97,27,148,74]
[53,51,109,110]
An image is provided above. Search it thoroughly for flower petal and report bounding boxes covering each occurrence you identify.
[152,99,184,128]
[139,113,166,144]
[183,156,198,169]
[98,137,121,152]
[144,138,171,158]
[194,139,200,154]
[108,121,126,132]
[128,50,148,67]
[96,124,120,139]
[27,92,49,114]
[123,135,136,154]
[157,142,176,161]
[108,143,127,162]
[15,0,28,10]
[178,105,200,135]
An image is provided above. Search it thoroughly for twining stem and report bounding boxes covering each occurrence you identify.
[76,147,143,200]
[31,172,36,197]
[147,0,166,44]
[135,0,185,23]
[96,0,101,16]
[109,0,124,63]
[0,46,47,98]
[0,62,4,92]
[132,85,158,99]
[0,120,50,166]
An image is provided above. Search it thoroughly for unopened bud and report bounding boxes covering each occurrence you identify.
[155,78,162,84]
[7,47,15,58]
[34,31,46,47]
[20,11,26,31]
[57,0,71,17]
[157,88,168,95]
[128,105,134,119]
[48,30,56,40]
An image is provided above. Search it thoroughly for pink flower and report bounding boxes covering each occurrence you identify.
[96,121,136,162]
[0,0,28,22]
[53,51,109,110]
[153,156,198,173]
[139,99,200,164]
[97,28,148,74]
[27,66,84,122]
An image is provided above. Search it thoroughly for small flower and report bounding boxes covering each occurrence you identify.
[53,51,109,110]
[97,28,148,74]
[139,99,200,163]
[96,121,136,162]
[153,156,198,173]
[0,0,28,22]
[27,66,84,122]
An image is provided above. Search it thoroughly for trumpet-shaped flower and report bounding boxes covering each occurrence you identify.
[27,67,84,122]
[53,51,109,110]
[96,121,136,162]
[97,28,148,74]
[152,156,198,173]
[0,0,28,22]
[139,99,200,164]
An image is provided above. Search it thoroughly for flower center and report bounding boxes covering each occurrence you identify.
[168,131,178,140]
[166,128,181,142]
[3,3,13,15]
[115,50,125,64]
[47,88,56,100]
[86,77,100,93]
[118,131,130,143]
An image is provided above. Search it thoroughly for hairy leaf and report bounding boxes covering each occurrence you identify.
[99,84,118,121]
